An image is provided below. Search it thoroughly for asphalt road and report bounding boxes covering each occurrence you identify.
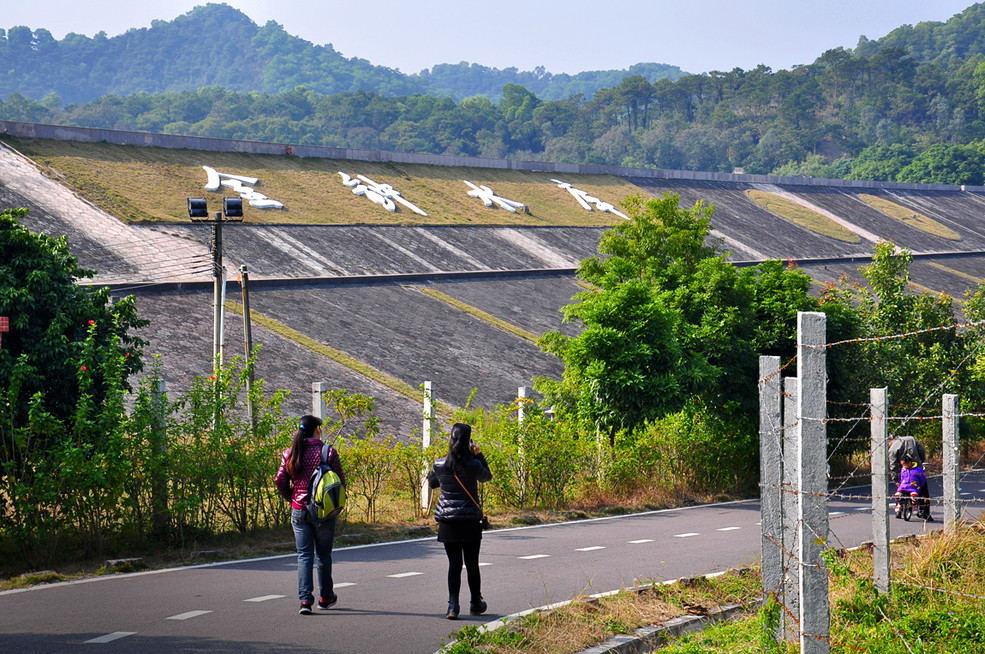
[2,472,982,654]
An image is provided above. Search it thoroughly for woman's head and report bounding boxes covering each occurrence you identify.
[286,414,323,477]
[446,422,472,472]
[298,414,323,439]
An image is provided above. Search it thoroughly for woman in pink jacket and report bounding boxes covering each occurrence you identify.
[275,415,346,614]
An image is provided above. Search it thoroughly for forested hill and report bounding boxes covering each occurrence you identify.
[6,3,985,186]
[0,3,685,105]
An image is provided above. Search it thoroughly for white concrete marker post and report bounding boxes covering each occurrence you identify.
[943,394,961,530]
[870,387,890,595]
[421,381,435,513]
[797,311,829,654]
[150,379,169,539]
[312,381,329,421]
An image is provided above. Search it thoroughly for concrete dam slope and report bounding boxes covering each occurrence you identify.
[3,134,985,437]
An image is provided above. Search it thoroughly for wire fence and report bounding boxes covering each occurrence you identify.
[759,313,985,652]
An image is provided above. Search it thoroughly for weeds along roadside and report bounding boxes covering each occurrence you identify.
[441,521,985,654]
[1,352,755,584]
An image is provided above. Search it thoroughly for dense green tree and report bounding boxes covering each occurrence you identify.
[0,208,147,458]
[537,193,820,441]
[897,142,985,185]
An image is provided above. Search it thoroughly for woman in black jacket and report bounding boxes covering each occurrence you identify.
[428,422,492,619]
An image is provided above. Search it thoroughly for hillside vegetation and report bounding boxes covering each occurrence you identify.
[5,136,633,225]
[0,3,684,105]
[5,5,985,183]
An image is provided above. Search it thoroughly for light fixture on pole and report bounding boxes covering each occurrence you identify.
[188,197,244,372]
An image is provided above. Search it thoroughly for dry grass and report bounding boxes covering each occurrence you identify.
[448,568,761,654]
[745,189,861,243]
[4,136,639,226]
[858,193,961,241]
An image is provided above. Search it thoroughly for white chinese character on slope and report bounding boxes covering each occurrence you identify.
[338,172,427,216]
[203,166,284,209]
[464,181,526,213]
[550,179,628,219]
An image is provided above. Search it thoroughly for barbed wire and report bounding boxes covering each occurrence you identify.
[760,482,985,506]
[826,407,870,463]
[818,319,985,350]
[759,354,798,385]
[878,606,917,654]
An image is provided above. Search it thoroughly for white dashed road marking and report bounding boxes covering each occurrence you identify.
[479,562,493,567]
[244,595,284,603]
[85,632,135,644]
[387,572,424,578]
[166,610,212,621]
[673,533,699,538]
[334,582,357,588]
[576,546,606,552]
[519,554,550,560]
[716,527,741,532]
[628,539,653,544]
[830,511,845,516]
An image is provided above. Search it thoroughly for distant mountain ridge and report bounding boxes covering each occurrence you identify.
[0,3,686,105]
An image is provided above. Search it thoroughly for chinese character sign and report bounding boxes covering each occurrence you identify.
[550,179,628,219]
[464,181,525,212]
[338,172,428,216]
[203,166,284,209]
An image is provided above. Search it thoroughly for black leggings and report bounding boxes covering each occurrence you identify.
[443,541,481,600]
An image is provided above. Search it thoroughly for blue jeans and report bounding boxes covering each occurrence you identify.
[291,508,337,604]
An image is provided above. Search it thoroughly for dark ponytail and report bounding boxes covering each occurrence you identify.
[285,414,322,477]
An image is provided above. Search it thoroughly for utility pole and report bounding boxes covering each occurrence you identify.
[241,264,256,432]
[187,197,243,376]
[211,209,224,370]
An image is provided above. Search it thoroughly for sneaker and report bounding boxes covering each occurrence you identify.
[894,504,902,519]
[923,514,934,522]
[318,593,338,610]
[469,597,487,616]
[299,602,312,615]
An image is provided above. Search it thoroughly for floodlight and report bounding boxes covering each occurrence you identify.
[223,197,244,218]
[187,198,209,219]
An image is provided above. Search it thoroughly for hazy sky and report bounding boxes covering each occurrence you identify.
[3,1,978,75]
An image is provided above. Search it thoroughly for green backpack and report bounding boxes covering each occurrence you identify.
[306,443,345,522]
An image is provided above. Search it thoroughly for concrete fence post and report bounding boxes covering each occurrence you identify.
[759,356,783,641]
[943,394,961,530]
[797,311,829,654]
[312,382,329,420]
[870,387,890,595]
[421,381,435,512]
[782,376,800,642]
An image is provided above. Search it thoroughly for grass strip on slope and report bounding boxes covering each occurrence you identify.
[224,300,453,414]
[928,261,983,285]
[745,189,861,243]
[859,193,961,241]
[413,286,539,342]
